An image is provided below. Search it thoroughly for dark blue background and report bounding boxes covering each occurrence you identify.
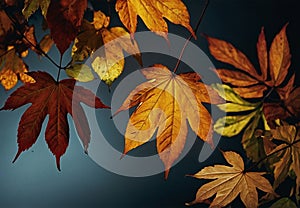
[0,0,300,207]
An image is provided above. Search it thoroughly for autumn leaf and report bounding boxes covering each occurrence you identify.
[115,64,223,178]
[69,11,141,85]
[46,0,87,54]
[267,124,300,199]
[23,0,50,19]
[115,0,195,39]
[206,24,292,99]
[1,71,109,169]
[0,47,35,90]
[188,151,275,208]
[213,84,269,162]
[38,34,54,54]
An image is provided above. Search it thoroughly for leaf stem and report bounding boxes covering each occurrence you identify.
[57,55,63,82]
[173,0,209,73]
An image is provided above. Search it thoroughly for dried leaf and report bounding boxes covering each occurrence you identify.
[188,151,275,208]
[268,124,300,198]
[1,71,109,169]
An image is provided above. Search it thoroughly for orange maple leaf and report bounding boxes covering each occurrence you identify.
[115,64,223,178]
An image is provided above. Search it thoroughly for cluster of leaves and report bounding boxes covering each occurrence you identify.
[188,25,300,207]
[0,0,299,207]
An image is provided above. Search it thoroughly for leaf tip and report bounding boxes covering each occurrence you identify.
[12,150,22,163]
[164,169,170,180]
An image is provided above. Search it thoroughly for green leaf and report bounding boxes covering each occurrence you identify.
[214,110,257,137]
[270,198,297,208]
[242,109,264,162]
[66,64,94,82]
[212,84,257,105]
[23,0,50,19]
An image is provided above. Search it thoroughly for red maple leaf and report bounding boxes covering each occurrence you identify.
[1,71,109,169]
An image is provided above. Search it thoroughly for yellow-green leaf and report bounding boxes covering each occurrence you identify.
[23,0,50,19]
[214,110,257,137]
[66,64,94,82]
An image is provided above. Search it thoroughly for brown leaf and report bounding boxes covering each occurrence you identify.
[268,124,300,198]
[188,151,275,208]
[1,71,109,169]
[286,87,300,118]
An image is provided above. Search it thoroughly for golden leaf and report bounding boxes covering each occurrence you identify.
[70,11,141,85]
[0,48,35,90]
[188,151,275,208]
[115,0,195,39]
[115,64,223,178]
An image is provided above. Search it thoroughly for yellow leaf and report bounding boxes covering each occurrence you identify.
[116,64,221,178]
[71,11,141,85]
[188,151,275,208]
[0,48,35,90]
[115,0,195,39]
[23,0,50,19]
[66,64,94,82]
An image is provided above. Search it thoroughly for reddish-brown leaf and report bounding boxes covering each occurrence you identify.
[286,87,300,118]
[207,24,293,100]
[1,71,109,169]
[46,0,87,54]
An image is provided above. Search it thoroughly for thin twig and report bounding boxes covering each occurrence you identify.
[4,9,61,69]
[57,54,63,82]
[173,0,210,73]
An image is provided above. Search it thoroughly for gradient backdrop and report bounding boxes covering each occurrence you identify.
[0,0,300,207]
